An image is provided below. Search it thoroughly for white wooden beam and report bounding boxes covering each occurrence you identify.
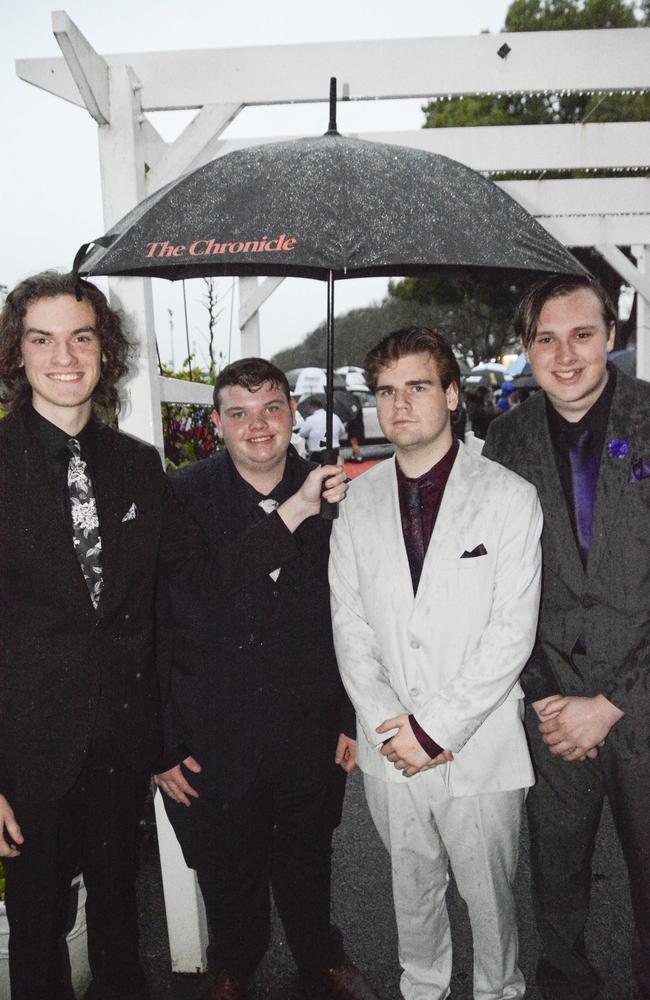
[239,277,285,328]
[17,28,650,112]
[499,178,650,246]
[200,121,650,174]
[540,215,650,247]
[141,118,168,174]
[595,244,650,301]
[98,64,163,452]
[145,103,243,195]
[160,377,214,405]
[500,178,650,218]
[51,10,109,125]
[632,244,649,382]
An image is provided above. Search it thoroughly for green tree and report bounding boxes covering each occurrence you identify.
[393,0,647,356]
[425,0,648,134]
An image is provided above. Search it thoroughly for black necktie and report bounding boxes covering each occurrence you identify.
[258,498,281,581]
[568,428,599,566]
[67,438,104,608]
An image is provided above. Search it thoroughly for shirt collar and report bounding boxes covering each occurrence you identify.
[226,446,299,509]
[23,404,98,461]
[545,364,616,445]
[396,436,459,491]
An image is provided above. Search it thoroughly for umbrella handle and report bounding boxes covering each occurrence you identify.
[319,447,339,521]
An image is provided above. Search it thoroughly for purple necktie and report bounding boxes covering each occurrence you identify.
[569,428,598,565]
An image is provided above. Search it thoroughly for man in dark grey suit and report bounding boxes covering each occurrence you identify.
[0,272,346,1000]
[484,274,650,1000]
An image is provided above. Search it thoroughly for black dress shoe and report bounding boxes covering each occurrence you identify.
[207,969,249,1000]
[312,958,381,1000]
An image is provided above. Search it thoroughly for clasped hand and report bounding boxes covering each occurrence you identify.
[534,694,623,762]
[377,714,453,778]
[0,794,23,858]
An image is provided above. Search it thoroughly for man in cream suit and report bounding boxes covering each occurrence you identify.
[329,327,543,1000]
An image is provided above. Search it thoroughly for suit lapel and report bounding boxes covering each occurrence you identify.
[91,427,125,614]
[587,371,640,579]
[368,457,416,606]
[13,413,94,617]
[525,395,585,589]
[414,445,481,608]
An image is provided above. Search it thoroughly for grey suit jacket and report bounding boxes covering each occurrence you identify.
[484,370,650,759]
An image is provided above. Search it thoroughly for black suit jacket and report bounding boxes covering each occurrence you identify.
[0,409,301,802]
[158,449,355,797]
[484,371,650,758]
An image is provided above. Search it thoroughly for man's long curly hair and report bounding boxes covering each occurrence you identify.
[0,271,131,415]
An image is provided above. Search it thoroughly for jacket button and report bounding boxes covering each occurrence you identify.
[581,594,595,609]
[409,639,420,649]
[410,688,420,697]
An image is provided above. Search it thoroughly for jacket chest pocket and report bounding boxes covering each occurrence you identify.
[430,554,494,604]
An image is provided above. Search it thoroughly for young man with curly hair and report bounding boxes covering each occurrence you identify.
[0,272,346,1000]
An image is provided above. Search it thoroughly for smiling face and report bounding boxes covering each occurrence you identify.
[526,287,615,422]
[20,294,103,430]
[375,351,459,473]
[212,381,294,486]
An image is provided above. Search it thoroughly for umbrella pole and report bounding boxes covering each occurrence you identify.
[325,270,335,453]
[320,270,338,521]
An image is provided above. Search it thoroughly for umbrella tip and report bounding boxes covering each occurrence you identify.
[325,77,339,135]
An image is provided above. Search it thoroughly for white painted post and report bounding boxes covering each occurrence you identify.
[153,791,209,974]
[95,64,164,452]
[239,276,286,358]
[238,276,262,357]
[633,244,649,382]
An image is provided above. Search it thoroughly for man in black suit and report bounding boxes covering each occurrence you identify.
[0,272,346,1000]
[484,274,650,1000]
[155,358,379,1000]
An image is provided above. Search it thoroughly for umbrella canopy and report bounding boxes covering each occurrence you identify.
[74,80,585,475]
[77,136,583,284]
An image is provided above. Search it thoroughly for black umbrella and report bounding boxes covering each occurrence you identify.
[75,79,584,484]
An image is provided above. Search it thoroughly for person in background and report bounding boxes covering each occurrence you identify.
[299,396,345,464]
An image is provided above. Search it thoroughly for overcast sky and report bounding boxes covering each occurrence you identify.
[1,0,512,366]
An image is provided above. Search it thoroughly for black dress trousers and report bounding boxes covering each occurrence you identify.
[525,707,650,1000]
[5,733,150,1000]
[164,756,346,979]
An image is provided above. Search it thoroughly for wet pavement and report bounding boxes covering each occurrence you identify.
[138,768,633,1000]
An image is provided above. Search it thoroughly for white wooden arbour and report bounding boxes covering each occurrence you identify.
[16,15,650,972]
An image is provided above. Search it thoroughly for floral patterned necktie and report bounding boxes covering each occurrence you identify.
[67,437,104,609]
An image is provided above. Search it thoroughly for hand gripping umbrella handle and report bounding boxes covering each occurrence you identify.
[320,447,339,521]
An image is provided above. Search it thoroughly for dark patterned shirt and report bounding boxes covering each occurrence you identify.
[395,438,459,760]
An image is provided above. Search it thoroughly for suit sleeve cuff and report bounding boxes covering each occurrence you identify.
[409,715,444,760]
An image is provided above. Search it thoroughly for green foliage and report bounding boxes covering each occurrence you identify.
[424,0,649,132]
[274,0,645,370]
[403,0,647,352]
[271,296,443,371]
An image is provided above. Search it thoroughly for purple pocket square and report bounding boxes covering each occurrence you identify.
[460,544,488,558]
[630,457,650,482]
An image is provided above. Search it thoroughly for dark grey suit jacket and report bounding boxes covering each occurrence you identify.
[484,370,650,758]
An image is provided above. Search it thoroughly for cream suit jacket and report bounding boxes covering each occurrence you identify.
[329,442,542,795]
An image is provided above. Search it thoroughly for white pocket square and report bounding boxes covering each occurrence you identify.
[121,503,138,522]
